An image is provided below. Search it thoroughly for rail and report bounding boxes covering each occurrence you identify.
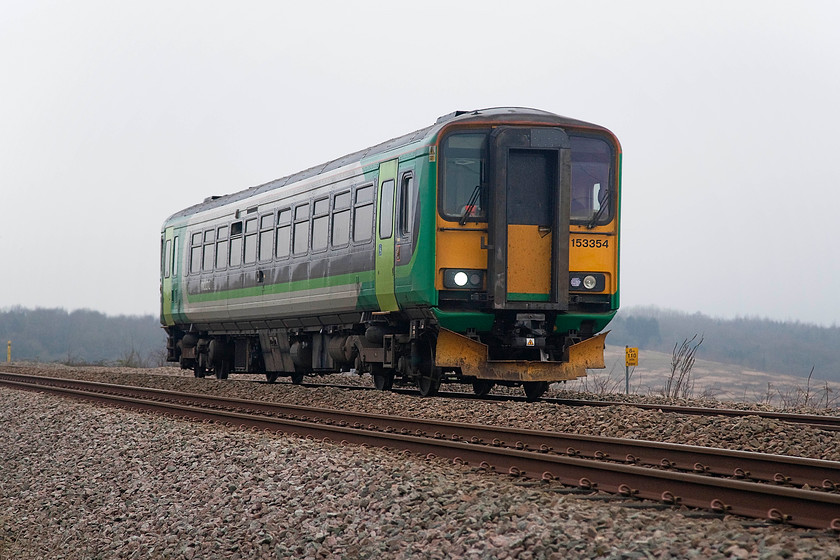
[1,372,839,530]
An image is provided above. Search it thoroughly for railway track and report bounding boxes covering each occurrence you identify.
[1,371,839,530]
[286,380,840,431]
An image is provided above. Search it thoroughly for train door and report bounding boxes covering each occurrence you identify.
[161,226,182,324]
[374,159,400,312]
[488,127,571,310]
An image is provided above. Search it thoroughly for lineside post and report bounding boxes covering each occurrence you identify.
[625,346,638,394]
[6,340,10,363]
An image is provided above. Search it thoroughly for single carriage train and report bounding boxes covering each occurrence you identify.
[160,108,622,400]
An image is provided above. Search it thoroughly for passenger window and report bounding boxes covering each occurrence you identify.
[164,239,171,278]
[190,231,202,273]
[293,204,309,255]
[203,233,214,271]
[229,222,243,267]
[215,226,228,269]
[244,218,258,264]
[353,185,374,242]
[332,191,351,247]
[276,209,291,258]
[215,240,228,269]
[399,172,413,237]
[312,198,329,251]
[259,214,274,262]
[172,236,179,277]
[379,179,395,239]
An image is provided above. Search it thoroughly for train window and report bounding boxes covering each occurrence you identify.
[243,218,258,263]
[293,203,309,255]
[507,149,555,226]
[334,191,351,210]
[570,136,613,225]
[379,179,395,239]
[332,191,351,247]
[312,198,329,252]
[244,234,257,264]
[276,225,290,258]
[314,198,329,216]
[172,236,179,276]
[259,215,273,262]
[356,185,374,204]
[229,222,243,267]
[202,237,214,271]
[164,239,171,278]
[192,232,202,246]
[204,230,215,243]
[215,239,228,269]
[217,225,228,240]
[229,236,242,267]
[276,207,292,258]
[440,132,487,221]
[190,245,202,273]
[353,185,374,242]
[398,172,413,237]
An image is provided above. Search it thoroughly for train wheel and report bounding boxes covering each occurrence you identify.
[414,337,440,397]
[193,363,206,378]
[291,371,304,384]
[523,381,547,402]
[371,365,394,391]
[472,380,494,397]
[265,372,279,383]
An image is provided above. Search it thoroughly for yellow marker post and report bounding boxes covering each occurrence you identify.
[6,341,10,363]
[625,346,638,394]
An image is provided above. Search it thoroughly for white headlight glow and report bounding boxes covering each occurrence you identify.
[583,275,597,290]
[454,271,469,287]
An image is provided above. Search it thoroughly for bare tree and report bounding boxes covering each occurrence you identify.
[663,334,703,399]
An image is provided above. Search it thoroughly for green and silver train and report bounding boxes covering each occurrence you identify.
[160,108,622,400]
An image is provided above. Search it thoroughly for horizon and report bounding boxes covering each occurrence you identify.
[2,2,838,325]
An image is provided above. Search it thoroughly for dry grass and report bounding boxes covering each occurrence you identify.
[570,345,840,409]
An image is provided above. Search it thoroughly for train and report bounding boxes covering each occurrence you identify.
[160,107,622,400]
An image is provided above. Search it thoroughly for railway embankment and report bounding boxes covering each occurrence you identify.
[2,364,840,558]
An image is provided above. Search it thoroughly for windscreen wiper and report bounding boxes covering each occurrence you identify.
[459,184,483,225]
[586,186,610,229]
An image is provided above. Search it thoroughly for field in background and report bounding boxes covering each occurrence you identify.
[568,345,840,408]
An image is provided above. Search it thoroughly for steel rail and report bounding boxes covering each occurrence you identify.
[1,372,839,490]
[293,380,840,431]
[2,373,840,529]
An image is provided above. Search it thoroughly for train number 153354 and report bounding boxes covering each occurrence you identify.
[571,238,609,249]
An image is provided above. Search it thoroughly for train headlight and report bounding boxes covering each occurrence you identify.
[443,269,484,289]
[569,273,605,292]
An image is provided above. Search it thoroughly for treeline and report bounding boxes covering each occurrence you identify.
[0,307,165,366]
[607,306,840,382]
[2,305,839,379]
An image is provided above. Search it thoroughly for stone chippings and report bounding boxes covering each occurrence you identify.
[0,367,837,558]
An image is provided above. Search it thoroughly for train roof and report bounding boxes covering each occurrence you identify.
[164,107,611,223]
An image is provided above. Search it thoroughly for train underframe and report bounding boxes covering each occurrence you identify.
[166,309,606,401]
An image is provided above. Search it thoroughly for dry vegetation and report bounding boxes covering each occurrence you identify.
[570,344,840,410]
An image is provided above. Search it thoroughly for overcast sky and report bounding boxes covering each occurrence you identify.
[2,1,838,326]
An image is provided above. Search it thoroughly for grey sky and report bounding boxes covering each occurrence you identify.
[2,1,838,326]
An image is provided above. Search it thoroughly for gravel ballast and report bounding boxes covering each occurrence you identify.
[2,369,840,558]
